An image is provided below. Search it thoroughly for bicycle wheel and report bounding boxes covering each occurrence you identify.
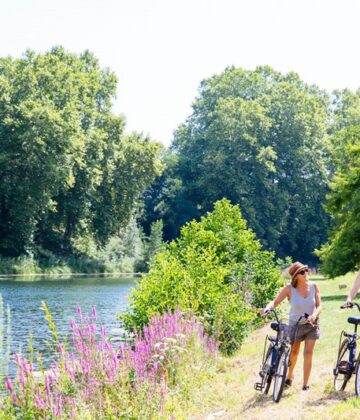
[260,344,273,394]
[354,356,360,396]
[334,339,351,391]
[273,348,289,403]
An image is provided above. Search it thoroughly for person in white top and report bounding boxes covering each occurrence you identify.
[261,261,322,391]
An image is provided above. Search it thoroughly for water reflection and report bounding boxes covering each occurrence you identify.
[0,275,136,377]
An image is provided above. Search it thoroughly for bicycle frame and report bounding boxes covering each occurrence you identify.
[255,309,290,394]
[338,329,358,373]
[255,310,308,396]
[333,302,360,393]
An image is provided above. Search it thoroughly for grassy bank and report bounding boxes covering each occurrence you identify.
[0,255,139,276]
[184,273,360,419]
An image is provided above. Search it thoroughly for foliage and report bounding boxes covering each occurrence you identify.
[122,199,281,355]
[0,47,162,257]
[135,219,165,272]
[317,126,360,276]
[141,148,198,240]
[142,66,331,264]
[0,307,217,419]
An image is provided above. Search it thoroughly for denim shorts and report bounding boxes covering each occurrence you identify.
[289,320,320,344]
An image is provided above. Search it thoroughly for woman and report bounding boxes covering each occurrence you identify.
[261,261,322,390]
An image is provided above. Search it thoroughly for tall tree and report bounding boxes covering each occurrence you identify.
[317,90,360,276]
[150,66,330,263]
[0,47,161,256]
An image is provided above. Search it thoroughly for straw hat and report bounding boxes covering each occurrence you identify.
[289,261,308,280]
[288,261,308,287]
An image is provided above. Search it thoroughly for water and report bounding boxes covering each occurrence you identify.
[0,275,136,376]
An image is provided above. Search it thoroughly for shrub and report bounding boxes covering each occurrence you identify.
[121,199,281,355]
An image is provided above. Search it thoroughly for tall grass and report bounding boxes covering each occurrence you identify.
[0,306,218,418]
[182,272,360,419]
[0,255,136,276]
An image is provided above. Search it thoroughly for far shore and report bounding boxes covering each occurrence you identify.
[0,272,143,278]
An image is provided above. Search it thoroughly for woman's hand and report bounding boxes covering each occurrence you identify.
[260,307,271,316]
[307,314,317,324]
[341,299,353,309]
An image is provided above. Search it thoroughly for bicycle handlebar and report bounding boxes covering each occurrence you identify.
[297,312,309,322]
[263,308,280,323]
[263,310,309,324]
[340,302,360,312]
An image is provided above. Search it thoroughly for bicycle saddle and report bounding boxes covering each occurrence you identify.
[271,321,279,331]
[348,316,360,325]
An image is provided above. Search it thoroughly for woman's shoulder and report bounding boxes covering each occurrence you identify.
[310,281,320,291]
[282,283,292,295]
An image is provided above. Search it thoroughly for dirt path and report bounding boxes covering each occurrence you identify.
[190,325,353,420]
[187,275,360,419]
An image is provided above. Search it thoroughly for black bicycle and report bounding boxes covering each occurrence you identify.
[254,309,291,402]
[255,310,309,402]
[333,302,360,394]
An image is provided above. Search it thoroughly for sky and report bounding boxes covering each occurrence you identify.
[1,0,360,146]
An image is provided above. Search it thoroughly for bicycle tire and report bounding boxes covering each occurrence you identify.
[355,356,360,396]
[334,339,352,391]
[261,344,273,394]
[273,348,289,403]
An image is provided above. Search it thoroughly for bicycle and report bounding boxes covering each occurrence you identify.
[333,302,360,394]
[255,310,309,402]
[254,309,290,402]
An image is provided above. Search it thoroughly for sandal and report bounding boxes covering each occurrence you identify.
[285,378,292,387]
[302,385,310,391]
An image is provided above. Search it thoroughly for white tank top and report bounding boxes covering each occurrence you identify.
[289,282,316,326]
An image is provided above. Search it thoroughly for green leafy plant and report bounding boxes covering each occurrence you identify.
[121,199,281,354]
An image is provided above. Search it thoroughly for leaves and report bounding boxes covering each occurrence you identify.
[0,47,162,256]
[122,199,281,355]
[317,127,360,276]
[142,65,331,264]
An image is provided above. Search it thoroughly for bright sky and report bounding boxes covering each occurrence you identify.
[1,0,360,145]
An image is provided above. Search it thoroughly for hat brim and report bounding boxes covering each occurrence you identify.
[291,264,309,279]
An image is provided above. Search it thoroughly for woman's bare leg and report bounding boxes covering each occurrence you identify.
[287,340,301,381]
[303,339,316,386]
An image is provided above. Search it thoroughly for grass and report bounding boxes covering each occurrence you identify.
[0,255,140,276]
[184,272,360,420]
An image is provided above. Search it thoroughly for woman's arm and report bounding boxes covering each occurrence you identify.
[309,282,322,323]
[347,270,360,303]
[261,284,290,315]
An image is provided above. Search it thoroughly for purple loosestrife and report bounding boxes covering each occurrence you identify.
[1,306,218,418]
[124,308,218,386]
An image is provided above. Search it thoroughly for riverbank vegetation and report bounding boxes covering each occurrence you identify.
[122,199,282,355]
[0,46,359,418]
[0,48,359,276]
[0,306,218,418]
[0,47,162,274]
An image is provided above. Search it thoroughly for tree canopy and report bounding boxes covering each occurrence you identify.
[317,126,360,276]
[0,47,162,257]
[142,66,331,264]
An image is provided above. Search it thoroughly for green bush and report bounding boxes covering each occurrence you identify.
[121,199,281,354]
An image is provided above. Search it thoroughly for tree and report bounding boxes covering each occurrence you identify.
[317,127,360,276]
[152,66,330,263]
[0,47,162,256]
[140,147,198,240]
[135,219,165,272]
